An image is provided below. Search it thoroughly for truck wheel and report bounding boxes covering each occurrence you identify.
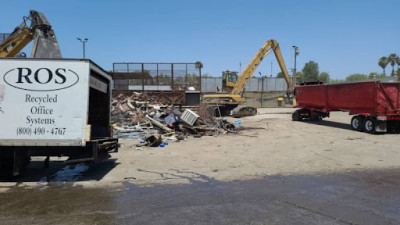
[311,113,322,121]
[292,110,301,121]
[363,117,376,133]
[351,116,363,131]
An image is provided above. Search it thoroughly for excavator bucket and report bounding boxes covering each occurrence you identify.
[30,10,62,58]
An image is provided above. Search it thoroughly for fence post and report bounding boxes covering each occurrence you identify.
[185,64,188,88]
[156,64,159,91]
[199,66,202,91]
[141,63,144,91]
[127,63,130,88]
[261,77,264,108]
[171,64,174,90]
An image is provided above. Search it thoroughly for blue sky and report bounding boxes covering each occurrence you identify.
[1,0,399,79]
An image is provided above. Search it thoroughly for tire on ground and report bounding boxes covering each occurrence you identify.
[311,113,322,121]
[351,116,363,131]
[363,117,376,133]
[292,110,301,121]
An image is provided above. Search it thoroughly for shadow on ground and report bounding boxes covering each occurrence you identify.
[304,120,400,134]
[1,168,399,224]
[304,120,352,131]
[0,158,119,183]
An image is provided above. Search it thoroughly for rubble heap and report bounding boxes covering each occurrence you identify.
[111,93,237,146]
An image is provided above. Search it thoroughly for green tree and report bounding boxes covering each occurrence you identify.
[296,72,304,84]
[387,54,399,76]
[185,73,200,84]
[397,67,400,78]
[201,73,212,78]
[368,72,378,79]
[276,72,284,78]
[318,72,330,83]
[158,73,171,85]
[302,61,319,81]
[276,71,304,85]
[345,73,368,82]
[195,61,203,69]
[368,72,386,79]
[378,57,388,75]
[330,79,344,83]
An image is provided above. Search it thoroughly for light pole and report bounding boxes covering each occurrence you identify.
[77,38,88,59]
[270,61,273,77]
[292,46,299,86]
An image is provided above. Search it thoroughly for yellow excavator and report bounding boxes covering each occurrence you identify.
[0,10,61,58]
[203,39,292,117]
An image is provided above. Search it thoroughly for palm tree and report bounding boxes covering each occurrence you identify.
[397,58,400,77]
[387,53,399,76]
[195,61,203,69]
[379,56,388,75]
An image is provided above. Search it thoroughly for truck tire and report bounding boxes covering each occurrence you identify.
[292,110,301,121]
[351,116,363,131]
[311,113,322,121]
[363,117,376,133]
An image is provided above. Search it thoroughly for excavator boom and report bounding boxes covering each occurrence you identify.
[232,39,291,95]
[203,39,292,117]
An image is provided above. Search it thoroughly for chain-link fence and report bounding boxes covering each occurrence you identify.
[201,77,288,92]
[113,63,202,91]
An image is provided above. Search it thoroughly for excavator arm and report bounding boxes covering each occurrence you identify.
[0,10,61,58]
[231,39,292,95]
[203,39,293,117]
[0,16,32,57]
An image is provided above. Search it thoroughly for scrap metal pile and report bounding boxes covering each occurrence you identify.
[111,92,237,146]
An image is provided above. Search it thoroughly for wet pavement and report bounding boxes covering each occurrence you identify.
[0,168,399,224]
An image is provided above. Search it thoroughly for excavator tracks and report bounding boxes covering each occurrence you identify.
[207,105,257,118]
[231,105,257,118]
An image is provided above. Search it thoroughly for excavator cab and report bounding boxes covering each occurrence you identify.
[222,70,238,92]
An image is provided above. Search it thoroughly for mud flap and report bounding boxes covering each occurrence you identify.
[375,120,387,133]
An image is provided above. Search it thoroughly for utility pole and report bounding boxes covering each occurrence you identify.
[292,46,299,86]
[77,38,88,59]
[292,46,299,106]
[270,61,273,77]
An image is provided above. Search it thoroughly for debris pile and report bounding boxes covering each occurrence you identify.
[111,93,237,146]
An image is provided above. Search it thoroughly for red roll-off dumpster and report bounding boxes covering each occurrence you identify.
[293,81,400,133]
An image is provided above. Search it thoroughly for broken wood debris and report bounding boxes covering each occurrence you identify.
[112,92,237,146]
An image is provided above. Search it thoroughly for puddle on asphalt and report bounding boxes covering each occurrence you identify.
[0,169,399,224]
[39,164,90,182]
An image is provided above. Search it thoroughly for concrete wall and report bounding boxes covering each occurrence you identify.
[201,77,289,108]
[243,91,288,108]
[201,78,222,92]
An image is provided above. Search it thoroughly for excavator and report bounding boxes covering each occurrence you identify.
[202,39,292,117]
[0,10,61,58]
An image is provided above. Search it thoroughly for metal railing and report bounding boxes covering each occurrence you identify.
[113,62,202,91]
